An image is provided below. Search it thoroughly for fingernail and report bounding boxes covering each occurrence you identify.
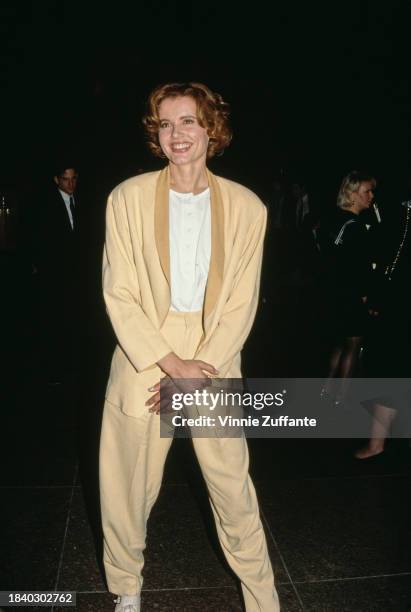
[148,386,155,392]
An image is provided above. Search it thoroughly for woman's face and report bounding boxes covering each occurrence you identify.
[158,96,209,167]
[351,181,375,211]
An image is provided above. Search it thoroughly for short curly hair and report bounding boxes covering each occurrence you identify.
[337,170,376,209]
[142,82,232,159]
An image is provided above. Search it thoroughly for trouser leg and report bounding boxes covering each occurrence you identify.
[99,312,201,596]
[192,436,280,611]
[100,402,172,595]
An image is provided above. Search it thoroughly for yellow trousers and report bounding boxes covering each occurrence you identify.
[100,311,280,611]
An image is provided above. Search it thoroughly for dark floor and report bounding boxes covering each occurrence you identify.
[1,253,411,611]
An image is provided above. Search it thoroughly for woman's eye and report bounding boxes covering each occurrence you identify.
[183,118,195,124]
[160,122,170,129]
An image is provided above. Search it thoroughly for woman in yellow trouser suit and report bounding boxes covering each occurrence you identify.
[100,82,280,612]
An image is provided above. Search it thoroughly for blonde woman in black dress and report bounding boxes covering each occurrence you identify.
[321,171,376,403]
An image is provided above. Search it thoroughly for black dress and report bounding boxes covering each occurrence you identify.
[321,209,373,338]
[365,201,411,378]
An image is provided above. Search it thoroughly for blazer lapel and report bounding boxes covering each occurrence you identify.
[204,169,224,321]
[154,165,225,321]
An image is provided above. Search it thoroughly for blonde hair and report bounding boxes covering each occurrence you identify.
[337,171,376,209]
[142,82,232,159]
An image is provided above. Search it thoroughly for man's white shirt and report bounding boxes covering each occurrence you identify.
[59,189,75,229]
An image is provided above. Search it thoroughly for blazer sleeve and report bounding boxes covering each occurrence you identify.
[103,190,172,372]
[194,205,267,376]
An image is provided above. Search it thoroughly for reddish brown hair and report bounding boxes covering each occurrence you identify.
[142,82,232,159]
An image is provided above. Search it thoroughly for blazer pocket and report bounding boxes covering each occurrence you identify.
[105,346,160,418]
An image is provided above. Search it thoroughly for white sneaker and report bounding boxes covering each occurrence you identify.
[114,594,141,612]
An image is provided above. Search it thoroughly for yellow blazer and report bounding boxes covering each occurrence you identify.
[103,166,267,417]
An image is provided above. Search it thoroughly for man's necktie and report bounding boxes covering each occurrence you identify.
[69,196,76,229]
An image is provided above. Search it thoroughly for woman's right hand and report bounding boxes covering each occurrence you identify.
[158,352,218,380]
[146,353,218,414]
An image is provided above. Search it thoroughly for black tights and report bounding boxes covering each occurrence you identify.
[323,336,363,400]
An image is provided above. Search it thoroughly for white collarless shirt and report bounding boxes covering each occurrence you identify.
[59,189,75,229]
[169,188,211,312]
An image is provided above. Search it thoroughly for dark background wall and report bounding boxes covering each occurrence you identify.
[1,0,411,207]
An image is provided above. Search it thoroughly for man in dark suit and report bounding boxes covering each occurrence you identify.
[28,163,81,383]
